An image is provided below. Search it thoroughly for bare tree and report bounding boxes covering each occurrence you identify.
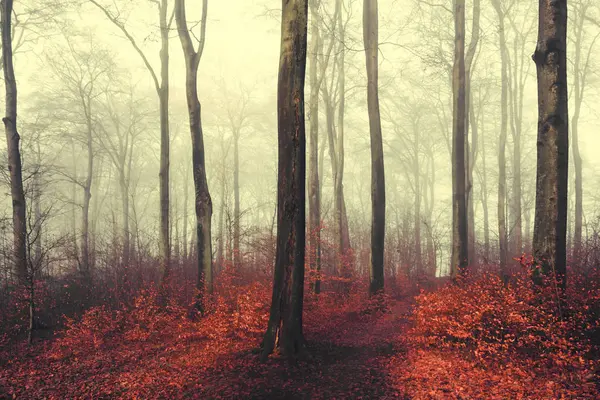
[569,0,599,265]
[532,0,568,288]
[491,0,509,281]
[175,0,212,311]
[89,0,174,283]
[363,0,385,295]
[262,0,308,360]
[450,0,468,279]
[1,0,27,285]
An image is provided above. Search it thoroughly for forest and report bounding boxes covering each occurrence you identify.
[0,0,599,398]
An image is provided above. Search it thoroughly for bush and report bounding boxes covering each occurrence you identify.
[396,268,600,398]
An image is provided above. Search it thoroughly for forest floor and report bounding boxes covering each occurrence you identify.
[0,289,415,399]
[2,273,598,399]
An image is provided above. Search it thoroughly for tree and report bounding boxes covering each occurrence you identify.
[96,85,149,272]
[491,0,509,281]
[89,0,173,283]
[532,0,568,288]
[175,0,212,311]
[1,0,27,285]
[465,0,480,269]
[450,0,468,279]
[363,0,385,295]
[262,0,308,360]
[569,0,599,266]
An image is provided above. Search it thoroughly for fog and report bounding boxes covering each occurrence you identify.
[2,0,600,282]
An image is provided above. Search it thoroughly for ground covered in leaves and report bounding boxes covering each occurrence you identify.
[1,270,599,399]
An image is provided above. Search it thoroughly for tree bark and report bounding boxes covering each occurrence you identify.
[81,95,94,284]
[175,0,212,311]
[363,0,385,295]
[451,0,468,279]
[158,0,171,284]
[308,0,321,293]
[1,0,27,285]
[465,0,480,269]
[262,0,307,359]
[233,128,241,271]
[491,0,509,281]
[569,2,597,266]
[532,0,568,288]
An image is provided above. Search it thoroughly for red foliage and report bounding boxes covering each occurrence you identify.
[389,267,600,399]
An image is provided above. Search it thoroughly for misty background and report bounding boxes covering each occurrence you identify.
[2,0,599,284]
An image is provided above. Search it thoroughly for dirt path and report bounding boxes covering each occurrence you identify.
[192,299,413,399]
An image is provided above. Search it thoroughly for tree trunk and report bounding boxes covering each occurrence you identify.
[465,0,480,269]
[175,0,212,311]
[570,3,594,266]
[233,130,241,270]
[451,0,468,279]
[119,173,130,268]
[262,0,307,359]
[479,123,490,264]
[363,0,385,295]
[183,161,190,261]
[158,0,171,285]
[81,94,94,285]
[1,0,27,285]
[492,0,509,281]
[216,147,226,271]
[532,0,568,288]
[308,0,321,294]
[335,0,350,281]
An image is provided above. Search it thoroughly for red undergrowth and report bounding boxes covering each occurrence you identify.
[389,267,600,399]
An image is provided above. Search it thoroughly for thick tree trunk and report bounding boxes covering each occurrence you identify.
[175,0,212,311]
[532,0,568,288]
[1,0,27,285]
[308,0,321,293]
[262,0,307,359]
[451,0,468,279]
[363,0,385,295]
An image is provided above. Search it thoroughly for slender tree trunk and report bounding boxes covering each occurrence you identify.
[183,161,190,261]
[262,0,307,359]
[465,0,480,269]
[570,3,593,266]
[119,174,130,268]
[480,123,490,264]
[308,0,321,293]
[233,130,241,270]
[363,0,385,295]
[175,0,212,311]
[1,0,27,285]
[158,0,171,285]
[81,100,94,284]
[492,0,509,281]
[216,152,226,270]
[335,0,351,280]
[451,0,468,278]
[532,0,568,288]
[414,122,422,272]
